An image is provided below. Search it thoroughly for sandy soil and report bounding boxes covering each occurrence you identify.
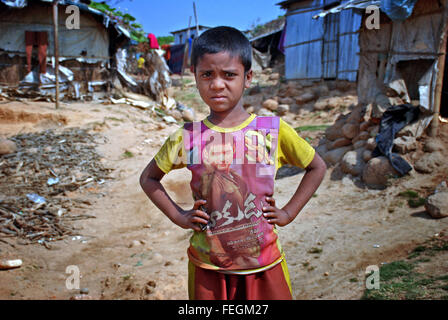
[0,96,447,300]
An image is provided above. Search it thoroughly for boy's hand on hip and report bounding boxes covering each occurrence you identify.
[179,199,209,232]
[262,196,292,227]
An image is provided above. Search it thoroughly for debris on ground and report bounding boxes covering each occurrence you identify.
[0,128,113,247]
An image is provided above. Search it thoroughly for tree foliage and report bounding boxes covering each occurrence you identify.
[89,1,147,43]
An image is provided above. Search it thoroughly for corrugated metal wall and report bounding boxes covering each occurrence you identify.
[284,0,362,81]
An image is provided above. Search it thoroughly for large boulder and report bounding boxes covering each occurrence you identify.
[362,156,399,189]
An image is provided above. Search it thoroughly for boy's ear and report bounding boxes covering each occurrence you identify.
[244,69,253,89]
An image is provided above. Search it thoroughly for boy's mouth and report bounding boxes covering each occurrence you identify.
[211,96,227,101]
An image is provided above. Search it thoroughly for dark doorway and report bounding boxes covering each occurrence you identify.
[440,39,448,118]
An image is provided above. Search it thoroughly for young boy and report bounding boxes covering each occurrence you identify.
[140,26,326,300]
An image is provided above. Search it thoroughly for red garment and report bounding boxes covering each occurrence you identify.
[188,260,293,300]
[161,44,171,61]
[25,31,48,74]
[147,33,159,49]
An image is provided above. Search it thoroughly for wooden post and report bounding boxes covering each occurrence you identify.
[181,16,192,89]
[429,0,448,136]
[193,2,199,37]
[53,0,60,109]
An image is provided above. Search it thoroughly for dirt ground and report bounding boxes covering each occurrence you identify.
[1,87,448,300]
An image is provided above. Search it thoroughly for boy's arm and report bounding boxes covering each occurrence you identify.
[139,159,209,231]
[262,152,326,226]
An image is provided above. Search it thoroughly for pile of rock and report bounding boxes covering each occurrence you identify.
[316,103,428,189]
[243,79,357,118]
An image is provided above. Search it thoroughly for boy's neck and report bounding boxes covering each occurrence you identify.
[207,102,251,128]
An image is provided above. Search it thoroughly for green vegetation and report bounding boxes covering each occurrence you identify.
[89,1,147,43]
[362,236,448,300]
[157,36,174,46]
[122,151,134,158]
[295,125,331,132]
[398,189,426,208]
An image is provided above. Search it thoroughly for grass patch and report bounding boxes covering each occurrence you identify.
[398,189,426,208]
[295,124,331,132]
[122,151,134,158]
[362,237,448,300]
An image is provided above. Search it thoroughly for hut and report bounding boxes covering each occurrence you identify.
[0,0,131,98]
[277,0,367,82]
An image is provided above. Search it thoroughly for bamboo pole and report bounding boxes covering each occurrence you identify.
[193,2,199,37]
[52,0,60,109]
[429,0,448,136]
[181,16,192,89]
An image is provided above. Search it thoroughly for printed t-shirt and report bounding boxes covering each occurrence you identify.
[153,114,315,273]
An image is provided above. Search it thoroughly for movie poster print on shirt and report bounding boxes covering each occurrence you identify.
[182,116,283,271]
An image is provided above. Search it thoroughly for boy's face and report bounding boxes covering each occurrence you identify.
[194,51,252,114]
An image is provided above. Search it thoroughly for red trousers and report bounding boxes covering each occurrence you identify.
[25,31,48,74]
[188,259,293,300]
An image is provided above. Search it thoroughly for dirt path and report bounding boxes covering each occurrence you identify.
[1,100,447,300]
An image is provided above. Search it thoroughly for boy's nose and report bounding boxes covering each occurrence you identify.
[210,77,225,90]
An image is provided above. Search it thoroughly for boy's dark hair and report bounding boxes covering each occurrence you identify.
[191,26,252,73]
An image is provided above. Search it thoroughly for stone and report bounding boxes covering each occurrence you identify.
[327,137,352,150]
[296,91,316,104]
[352,131,370,143]
[342,123,359,139]
[425,191,448,219]
[279,97,294,105]
[80,288,89,295]
[341,149,365,176]
[363,149,373,162]
[257,108,275,117]
[312,84,330,96]
[414,152,444,174]
[362,156,399,189]
[365,137,377,151]
[353,140,366,149]
[262,99,279,111]
[245,106,255,114]
[181,108,195,122]
[393,136,416,154]
[0,138,17,155]
[323,146,352,165]
[277,104,290,115]
[359,121,370,132]
[325,119,345,141]
[423,138,443,153]
[313,98,329,111]
[269,73,280,81]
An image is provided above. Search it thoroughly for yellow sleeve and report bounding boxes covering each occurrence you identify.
[153,127,187,174]
[277,119,315,169]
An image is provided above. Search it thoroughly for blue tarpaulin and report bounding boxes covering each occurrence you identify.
[380,0,418,21]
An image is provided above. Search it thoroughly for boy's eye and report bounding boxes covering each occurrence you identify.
[225,72,236,77]
[201,71,212,78]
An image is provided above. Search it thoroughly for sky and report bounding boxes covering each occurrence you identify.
[111,0,286,37]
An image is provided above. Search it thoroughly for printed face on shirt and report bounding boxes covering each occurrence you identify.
[194,51,252,114]
[203,141,233,172]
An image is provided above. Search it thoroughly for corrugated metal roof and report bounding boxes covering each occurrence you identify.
[313,0,380,19]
